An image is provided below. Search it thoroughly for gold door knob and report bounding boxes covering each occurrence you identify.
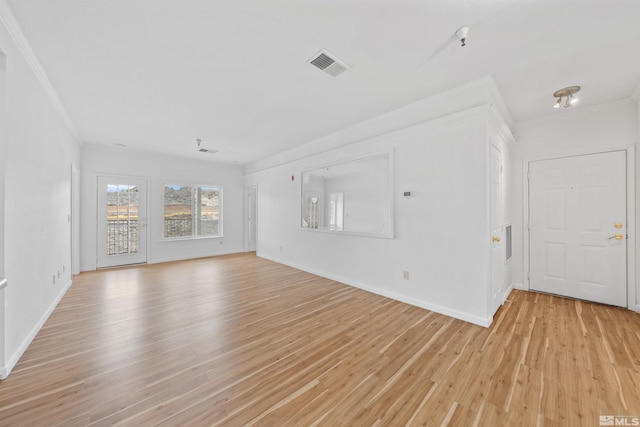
[608,233,624,240]
[614,223,623,229]
[492,236,501,242]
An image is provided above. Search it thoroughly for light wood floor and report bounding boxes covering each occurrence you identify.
[1,253,639,426]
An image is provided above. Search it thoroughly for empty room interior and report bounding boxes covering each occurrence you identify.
[1,0,640,425]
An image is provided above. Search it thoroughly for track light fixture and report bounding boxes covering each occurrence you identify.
[552,86,580,109]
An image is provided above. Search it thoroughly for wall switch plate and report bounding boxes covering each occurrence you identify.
[402,271,409,280]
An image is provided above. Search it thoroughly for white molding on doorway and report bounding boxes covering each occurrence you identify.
[522,145,637,310]
[244,185,258,252]
[94,173,151,268]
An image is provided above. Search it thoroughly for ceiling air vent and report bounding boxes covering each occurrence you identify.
[308,49,351,77]
[196,139,218,154]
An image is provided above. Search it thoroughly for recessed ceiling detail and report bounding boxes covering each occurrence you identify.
[308,49,351,77]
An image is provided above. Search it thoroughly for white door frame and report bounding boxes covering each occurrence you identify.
[245,185,257,252]
[96,174,150,268]
[522,145,637,311]
[489,143,506,315]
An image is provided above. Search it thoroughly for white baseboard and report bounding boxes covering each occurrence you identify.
[1,279,73,379]
[512,282,527,291]
[257,253,493,328]
[503,284,514,300]
[80,249,246,272]
[148,249,245,265]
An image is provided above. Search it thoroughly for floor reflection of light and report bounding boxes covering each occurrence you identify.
[96,268,144,369]
[92,262,231,374]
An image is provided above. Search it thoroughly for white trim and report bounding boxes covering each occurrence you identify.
[0,0,82,144]
[488,104,516,145]
[148,249,244,265]
[299,149,395,239]
[245,103,495,176]
[522,157,530,291]
[523,146,637,310]
[258,253,493,328]
[0,279,73,379]
[627,145,637,310]
[95,174,151,268]
[512,282,527,291]
[244,184,259,252]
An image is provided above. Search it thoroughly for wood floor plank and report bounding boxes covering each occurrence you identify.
[1,253,640,426]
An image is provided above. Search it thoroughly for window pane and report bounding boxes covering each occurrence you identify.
[164,184,222,239]
[198,187,219,236]
[107,184,139,254]
[164,185,194,238]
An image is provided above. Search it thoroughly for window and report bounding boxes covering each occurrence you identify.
[164,185,222,239]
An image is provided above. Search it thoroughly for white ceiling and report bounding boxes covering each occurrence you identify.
[6,0,640,165]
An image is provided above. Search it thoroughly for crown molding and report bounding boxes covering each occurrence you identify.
[244,76,514,175]
[0,0,82,144]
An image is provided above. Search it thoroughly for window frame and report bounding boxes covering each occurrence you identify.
[162,183,223,241]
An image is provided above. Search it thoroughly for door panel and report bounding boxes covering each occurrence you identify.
[490,144,505,315]
[247,186,257,252]
[97,176,147,268]
[529,151,626,306]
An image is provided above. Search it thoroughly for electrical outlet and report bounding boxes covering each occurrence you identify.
[280,245,283,252]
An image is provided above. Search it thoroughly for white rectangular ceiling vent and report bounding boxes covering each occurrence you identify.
[196,139,218,154]
[198,147,219,154]
[308,50,351,77]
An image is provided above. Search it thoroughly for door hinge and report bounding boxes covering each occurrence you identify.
[527,222,531,230]
[527,271,531,281]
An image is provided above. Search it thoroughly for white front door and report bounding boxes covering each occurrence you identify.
[97,176,148,268]
[529,151,627,306]
[490,144,505,315]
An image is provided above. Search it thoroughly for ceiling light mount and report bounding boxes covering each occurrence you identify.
[455,27,470,47]
[196,138,218,154]
[552,85,580,109]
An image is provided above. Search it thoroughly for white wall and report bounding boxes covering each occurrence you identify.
[511,98,639,310]
[80,145,245,271]
[0,51,6,372]
[637,92,640,309]
[0,19,81,377]
[246,109,504,326]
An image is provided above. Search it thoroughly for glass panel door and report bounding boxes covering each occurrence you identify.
[97,176,147,268]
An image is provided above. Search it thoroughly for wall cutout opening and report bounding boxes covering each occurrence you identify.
[301,151,394,238]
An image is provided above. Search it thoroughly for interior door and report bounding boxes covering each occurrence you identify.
[247,186,257,252]
[529,151,627,306]
[97,176,148,268]
[490,144,505,315]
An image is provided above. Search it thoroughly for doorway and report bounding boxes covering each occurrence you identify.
[528,150,627,306]
[490,144,506,315]
[96,176,148,268]
[246,186,257,252]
